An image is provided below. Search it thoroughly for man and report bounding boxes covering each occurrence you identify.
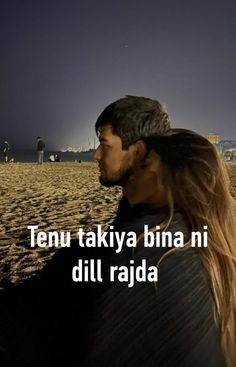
[37,136,45,164]
[3,141,10,163]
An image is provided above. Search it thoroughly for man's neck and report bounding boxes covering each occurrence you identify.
[122,178,167,208]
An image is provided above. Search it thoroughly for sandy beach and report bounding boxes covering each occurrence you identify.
[0,161,236,286]
[0,162,121,285]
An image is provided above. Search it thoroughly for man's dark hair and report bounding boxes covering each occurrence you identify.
[95,95,171,148]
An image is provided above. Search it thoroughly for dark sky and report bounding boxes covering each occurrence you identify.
[0,0,235,150]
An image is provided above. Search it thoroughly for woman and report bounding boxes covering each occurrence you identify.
[139,129,236,367]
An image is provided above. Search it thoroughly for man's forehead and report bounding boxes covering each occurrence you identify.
[98,125,113,138]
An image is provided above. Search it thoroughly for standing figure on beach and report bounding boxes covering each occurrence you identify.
[90,95,235,366]
[3,141,10,163]
[36,136,45,165]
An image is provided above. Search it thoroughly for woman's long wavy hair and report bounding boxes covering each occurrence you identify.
[142,129,236,367]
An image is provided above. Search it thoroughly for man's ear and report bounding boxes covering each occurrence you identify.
[133,140,147,162]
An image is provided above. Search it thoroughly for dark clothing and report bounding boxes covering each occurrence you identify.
[85,198,226,367]
[37,139,45,151]
[37,139,45,164]
[0,198,226,366]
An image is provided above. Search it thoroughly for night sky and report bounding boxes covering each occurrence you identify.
[0,0,235,150]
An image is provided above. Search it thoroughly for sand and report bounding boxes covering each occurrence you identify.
[0,161,236,286]
[0,162,121,285]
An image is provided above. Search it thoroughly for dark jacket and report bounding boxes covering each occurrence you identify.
[85,198,226,367]
[37,139,45,151]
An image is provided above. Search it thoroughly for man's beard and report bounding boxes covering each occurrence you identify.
[99,165,133,187]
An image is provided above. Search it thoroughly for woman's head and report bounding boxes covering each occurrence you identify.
[142,129,236,367]
[142,129,232,229]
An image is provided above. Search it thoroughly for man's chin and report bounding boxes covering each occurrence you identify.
[99,176,121,187]
[99,174,131,187]
[99,166,133,187]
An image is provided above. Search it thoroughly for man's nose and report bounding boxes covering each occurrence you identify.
[93,146,101,161]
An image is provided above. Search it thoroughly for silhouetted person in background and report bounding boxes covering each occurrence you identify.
[3,141,10,163]
[37,137,45,165]
[55,154,60,162]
